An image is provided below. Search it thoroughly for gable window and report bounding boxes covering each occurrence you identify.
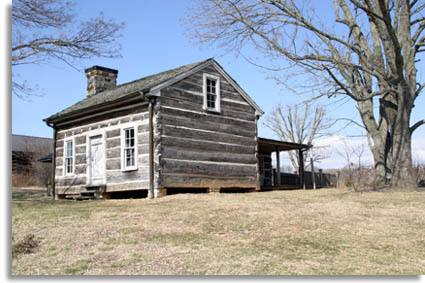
[203,73,221,112]
[122,127,137,171]
[64,139,74,175]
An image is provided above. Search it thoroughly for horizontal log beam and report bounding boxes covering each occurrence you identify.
[160,173,257,188]
[160,158,257,177]
[159,106,256,130]
[106,182,149,192]
[162,86,254,113]
[106,169,149,183]
[158,91,255,121]
[161,147,257,164]
[161,125,256,147]
[55,176,86,187]
[158,114,254,138]
[161,136,255,155]
[106,129,120,138]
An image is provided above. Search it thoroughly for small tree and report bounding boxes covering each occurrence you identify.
[12,0,125,99]
[264,102,333,172]
[413,160,425,187]
[336,138,368,191]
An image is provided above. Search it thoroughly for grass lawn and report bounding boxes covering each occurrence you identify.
[11,188,425,275]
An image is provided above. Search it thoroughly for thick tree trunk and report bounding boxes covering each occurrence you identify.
[369,127,414,189]
[390,132,413,187]
[358,86,416,189]
[389,95,415,188]
[370,143,389,186]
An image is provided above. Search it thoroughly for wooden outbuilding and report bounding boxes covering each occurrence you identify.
[44,59,308,199]
[12,134,53,174]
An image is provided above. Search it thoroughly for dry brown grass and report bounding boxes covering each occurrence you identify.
[12,173,36,187]
[11,188,425,275]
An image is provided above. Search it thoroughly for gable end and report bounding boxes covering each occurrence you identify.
[148,60,264,116]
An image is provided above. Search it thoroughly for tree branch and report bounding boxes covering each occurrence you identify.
[410,119,425,134]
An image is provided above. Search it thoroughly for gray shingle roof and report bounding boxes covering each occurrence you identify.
[45,58,213,122]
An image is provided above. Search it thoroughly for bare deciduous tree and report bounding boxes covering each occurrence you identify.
[336,139,367,191]
[184,0,425,188]
[12,0,125,99]
[264,102,333,171]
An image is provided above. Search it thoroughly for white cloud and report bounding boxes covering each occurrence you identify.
[312,136,373,169]
[268,136,425,171]
[412,138,425,163]
[311,136,425,169]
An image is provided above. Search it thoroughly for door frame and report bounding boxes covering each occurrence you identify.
[86,130,106,185]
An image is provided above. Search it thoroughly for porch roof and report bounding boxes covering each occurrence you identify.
[258,137,309,154]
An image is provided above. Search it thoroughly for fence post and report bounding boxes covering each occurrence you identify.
[276,147,281,186]
[298,149,305,189]
[310,148,316,190]
[319,169,323,188]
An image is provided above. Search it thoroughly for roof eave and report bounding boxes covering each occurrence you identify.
[44,91,146,125]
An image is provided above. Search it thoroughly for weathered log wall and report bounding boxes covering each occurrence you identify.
[54,102,150,194]
[156,66,259,191]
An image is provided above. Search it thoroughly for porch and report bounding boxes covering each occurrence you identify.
[258,137,309,190]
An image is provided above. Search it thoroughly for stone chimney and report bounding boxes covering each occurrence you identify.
[85,66,118,97]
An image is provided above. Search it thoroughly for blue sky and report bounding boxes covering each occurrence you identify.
[10,0,425,168]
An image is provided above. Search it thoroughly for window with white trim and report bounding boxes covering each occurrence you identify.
[203,74,220,112]
[122,127,137,170]
[64,139,74,175]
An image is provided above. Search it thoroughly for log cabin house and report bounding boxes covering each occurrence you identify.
[44,58,308,199]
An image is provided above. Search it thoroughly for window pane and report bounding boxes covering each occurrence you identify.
[125,148,135,167]
[123,128,136,168]
[66,158,73,174]
[207,78,217,94]
[125,128,135,148]
[207,93,216,109]
[205,77,219,110]
[66,141,73,157]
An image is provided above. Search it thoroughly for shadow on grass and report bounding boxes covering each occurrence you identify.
[12,190,47,200]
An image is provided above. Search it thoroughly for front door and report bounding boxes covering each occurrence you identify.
[89,135,105,185]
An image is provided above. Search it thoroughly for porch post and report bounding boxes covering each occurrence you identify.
[310,148,316,190]
[276,146,281,186]
[298,149,305,189]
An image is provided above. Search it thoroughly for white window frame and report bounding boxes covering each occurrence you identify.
[202,73,221,113]
[121,126,138,171]
[63,138,75,176]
